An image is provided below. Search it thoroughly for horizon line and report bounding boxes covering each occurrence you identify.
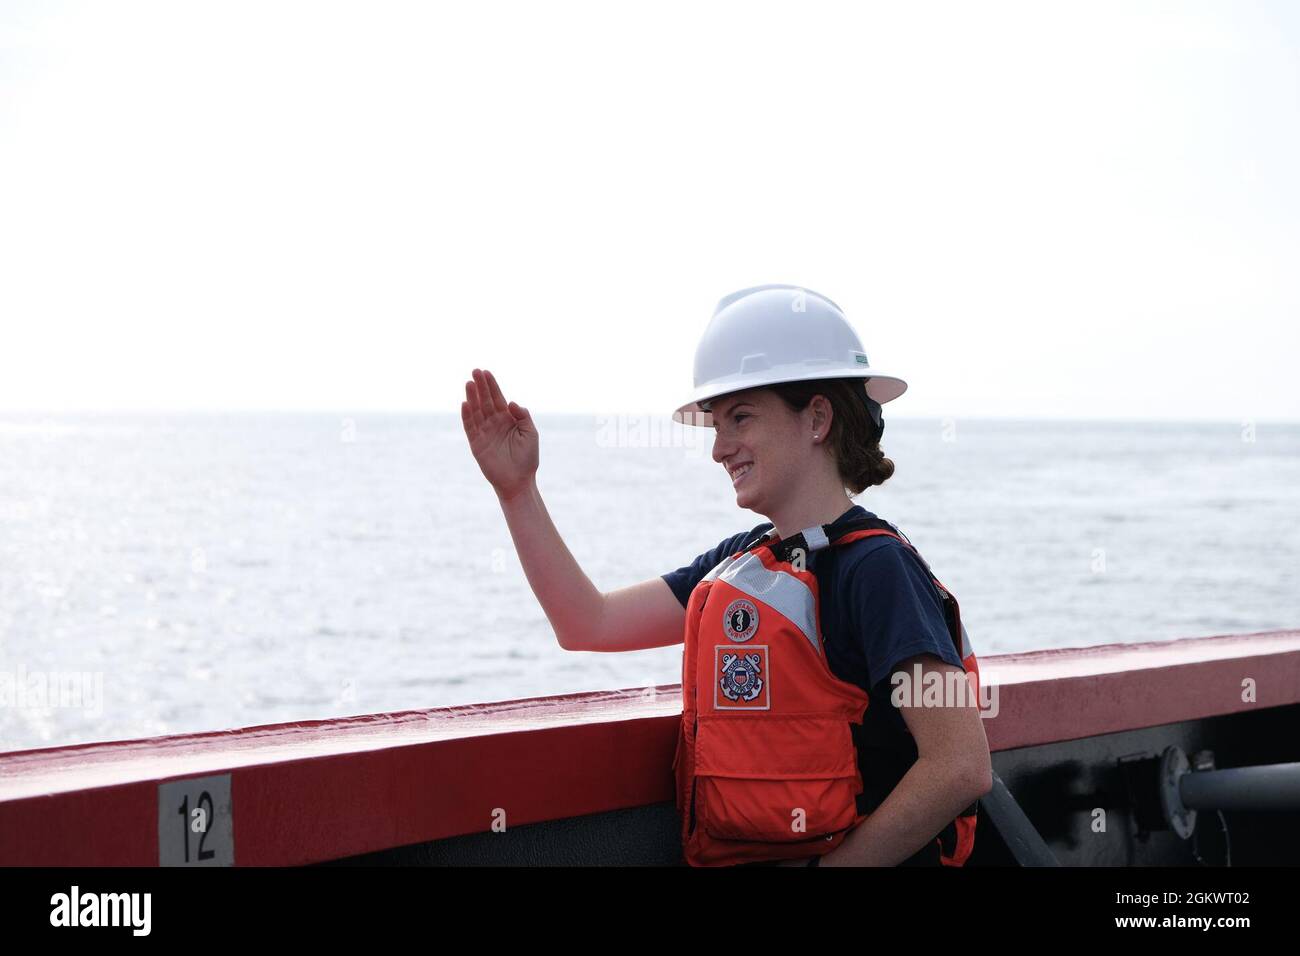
[0,408,1296,427]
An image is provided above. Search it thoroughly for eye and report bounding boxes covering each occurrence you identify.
[733,413,749,424]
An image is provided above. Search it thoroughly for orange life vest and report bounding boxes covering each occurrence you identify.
[672,515,981,867]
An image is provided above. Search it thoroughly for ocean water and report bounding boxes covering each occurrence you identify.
[1,412,1297,753]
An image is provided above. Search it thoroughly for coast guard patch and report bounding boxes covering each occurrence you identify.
[714,646,770,709]
[722,598,759,643]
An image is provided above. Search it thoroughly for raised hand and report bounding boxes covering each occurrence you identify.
[461,368,539,501]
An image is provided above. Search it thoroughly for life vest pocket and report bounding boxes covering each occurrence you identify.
[693,714,862,844]
[697,775,860,842]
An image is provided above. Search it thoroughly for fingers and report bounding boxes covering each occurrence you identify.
[483,369,509,412]
[464,376,486,432]
[466,368,520,433]
[473,368,503,416]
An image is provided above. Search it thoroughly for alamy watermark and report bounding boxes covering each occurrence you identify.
[0,665,104,717]
[49,886,150,935]
[594,414,710,458]
[889,662,999,718]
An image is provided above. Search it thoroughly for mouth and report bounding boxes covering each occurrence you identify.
[728,461,754,488]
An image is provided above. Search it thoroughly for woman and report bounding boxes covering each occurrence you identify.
[461,284,991,867]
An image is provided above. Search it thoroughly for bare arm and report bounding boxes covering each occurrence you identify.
[812,654,992,867]
[593,577,687,652]
[498,479,686,651]
[462,368,686,652]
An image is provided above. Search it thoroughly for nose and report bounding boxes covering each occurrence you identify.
[712,428,734,464]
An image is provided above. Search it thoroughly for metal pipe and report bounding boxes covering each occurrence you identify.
[1180,762,1300,811]
[982,771,1060,866]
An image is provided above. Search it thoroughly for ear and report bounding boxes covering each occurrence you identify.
[809,394,832,437]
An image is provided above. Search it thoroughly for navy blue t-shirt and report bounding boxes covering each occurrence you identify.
[661,503,965,864]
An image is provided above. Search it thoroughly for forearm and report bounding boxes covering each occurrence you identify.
[823,757,983,867]
[497,477,604,649]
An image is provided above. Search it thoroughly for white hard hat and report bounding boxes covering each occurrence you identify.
[672,284,908,428]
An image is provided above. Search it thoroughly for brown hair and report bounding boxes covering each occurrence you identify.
[767,378,895,495]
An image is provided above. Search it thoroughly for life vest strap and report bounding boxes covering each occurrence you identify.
[763,515,905,565]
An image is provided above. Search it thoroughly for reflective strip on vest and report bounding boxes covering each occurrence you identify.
[715,552,821,656]
[702,552,741,583]
[801,525,830,551]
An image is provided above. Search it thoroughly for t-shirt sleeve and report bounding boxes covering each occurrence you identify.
[844,541,963,695]
[660,526,769,609]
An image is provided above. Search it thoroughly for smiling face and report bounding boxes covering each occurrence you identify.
[707,387,821,514]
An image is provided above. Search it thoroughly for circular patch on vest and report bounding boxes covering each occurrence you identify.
[722,598,759,643]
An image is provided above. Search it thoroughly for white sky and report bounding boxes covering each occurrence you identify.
[1,1,1297,422]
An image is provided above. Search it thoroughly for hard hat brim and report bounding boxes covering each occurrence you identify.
[672,369,908,427]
